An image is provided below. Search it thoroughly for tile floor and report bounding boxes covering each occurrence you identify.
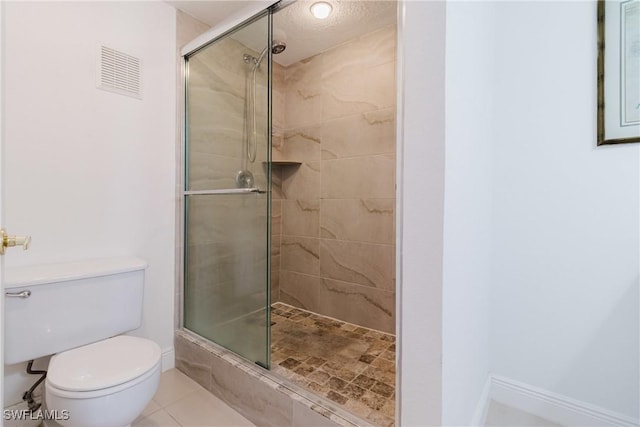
[133,369,255,427]
[484,401,563,426]
[271,303,396,427]
[136,373,559,427]
[8,353,555,427]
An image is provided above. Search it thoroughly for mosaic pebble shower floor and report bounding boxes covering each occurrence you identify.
[271,303,396,427]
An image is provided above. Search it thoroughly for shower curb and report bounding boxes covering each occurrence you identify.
[174,330,373,427]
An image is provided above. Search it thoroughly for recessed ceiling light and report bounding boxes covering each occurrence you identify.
[310,2,332,19]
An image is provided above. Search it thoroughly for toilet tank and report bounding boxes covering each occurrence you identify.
[4,257,147,365]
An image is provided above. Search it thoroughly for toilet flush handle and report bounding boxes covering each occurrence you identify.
[5,290,31,298]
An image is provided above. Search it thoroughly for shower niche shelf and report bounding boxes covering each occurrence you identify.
[263,160,302,166]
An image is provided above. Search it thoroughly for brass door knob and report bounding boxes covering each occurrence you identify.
[0,229,31,255]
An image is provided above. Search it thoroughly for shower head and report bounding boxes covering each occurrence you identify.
[246,40,287,69]
[271,40,286,54]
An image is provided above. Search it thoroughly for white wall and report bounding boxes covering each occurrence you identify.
[3,1,176,406]
[398,1,446,425]
[0,0,5,413]
[442,1,496,425]
[491,1,639,419]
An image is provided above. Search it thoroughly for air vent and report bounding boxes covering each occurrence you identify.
[97,46,142,99]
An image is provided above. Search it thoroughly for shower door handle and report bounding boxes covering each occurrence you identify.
[184,188,267,195]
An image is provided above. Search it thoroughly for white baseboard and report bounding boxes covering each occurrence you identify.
[470,375,492,426]
[161,347,175,372]
[490,375,639,427]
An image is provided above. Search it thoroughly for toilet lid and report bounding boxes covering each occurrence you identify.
[47,336,161,392]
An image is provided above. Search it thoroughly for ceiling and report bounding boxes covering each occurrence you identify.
[168,0,397,66]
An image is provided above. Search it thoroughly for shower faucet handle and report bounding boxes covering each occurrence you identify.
[0,229,31,255]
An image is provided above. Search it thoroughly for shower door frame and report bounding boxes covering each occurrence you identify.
[178,5,275,367]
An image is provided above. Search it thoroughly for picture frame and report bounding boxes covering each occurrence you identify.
[597,0,640,146]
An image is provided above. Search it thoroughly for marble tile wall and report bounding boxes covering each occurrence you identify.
[271,61,286,303]
[272,26,397,333]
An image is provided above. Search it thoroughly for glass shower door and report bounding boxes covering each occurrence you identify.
[183,11,271,368]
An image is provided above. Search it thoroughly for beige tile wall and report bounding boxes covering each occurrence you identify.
[272,26,397,333]
[271,61,286,303]
[178,17,396,333]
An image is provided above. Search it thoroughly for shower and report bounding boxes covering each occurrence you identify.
[236,40,287,188]
[181,3,398,423]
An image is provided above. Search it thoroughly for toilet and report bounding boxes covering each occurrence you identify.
[4,257,161,427]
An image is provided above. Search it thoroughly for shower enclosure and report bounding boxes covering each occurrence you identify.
[179,2,398,424]
[182,11,273,368]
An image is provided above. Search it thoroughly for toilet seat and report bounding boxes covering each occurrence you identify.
[47,336,161,399]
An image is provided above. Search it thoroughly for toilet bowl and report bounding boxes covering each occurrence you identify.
[4,257,160,427]
[44,336,161,427]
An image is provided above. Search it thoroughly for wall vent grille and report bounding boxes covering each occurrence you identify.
[98,46,142,99]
